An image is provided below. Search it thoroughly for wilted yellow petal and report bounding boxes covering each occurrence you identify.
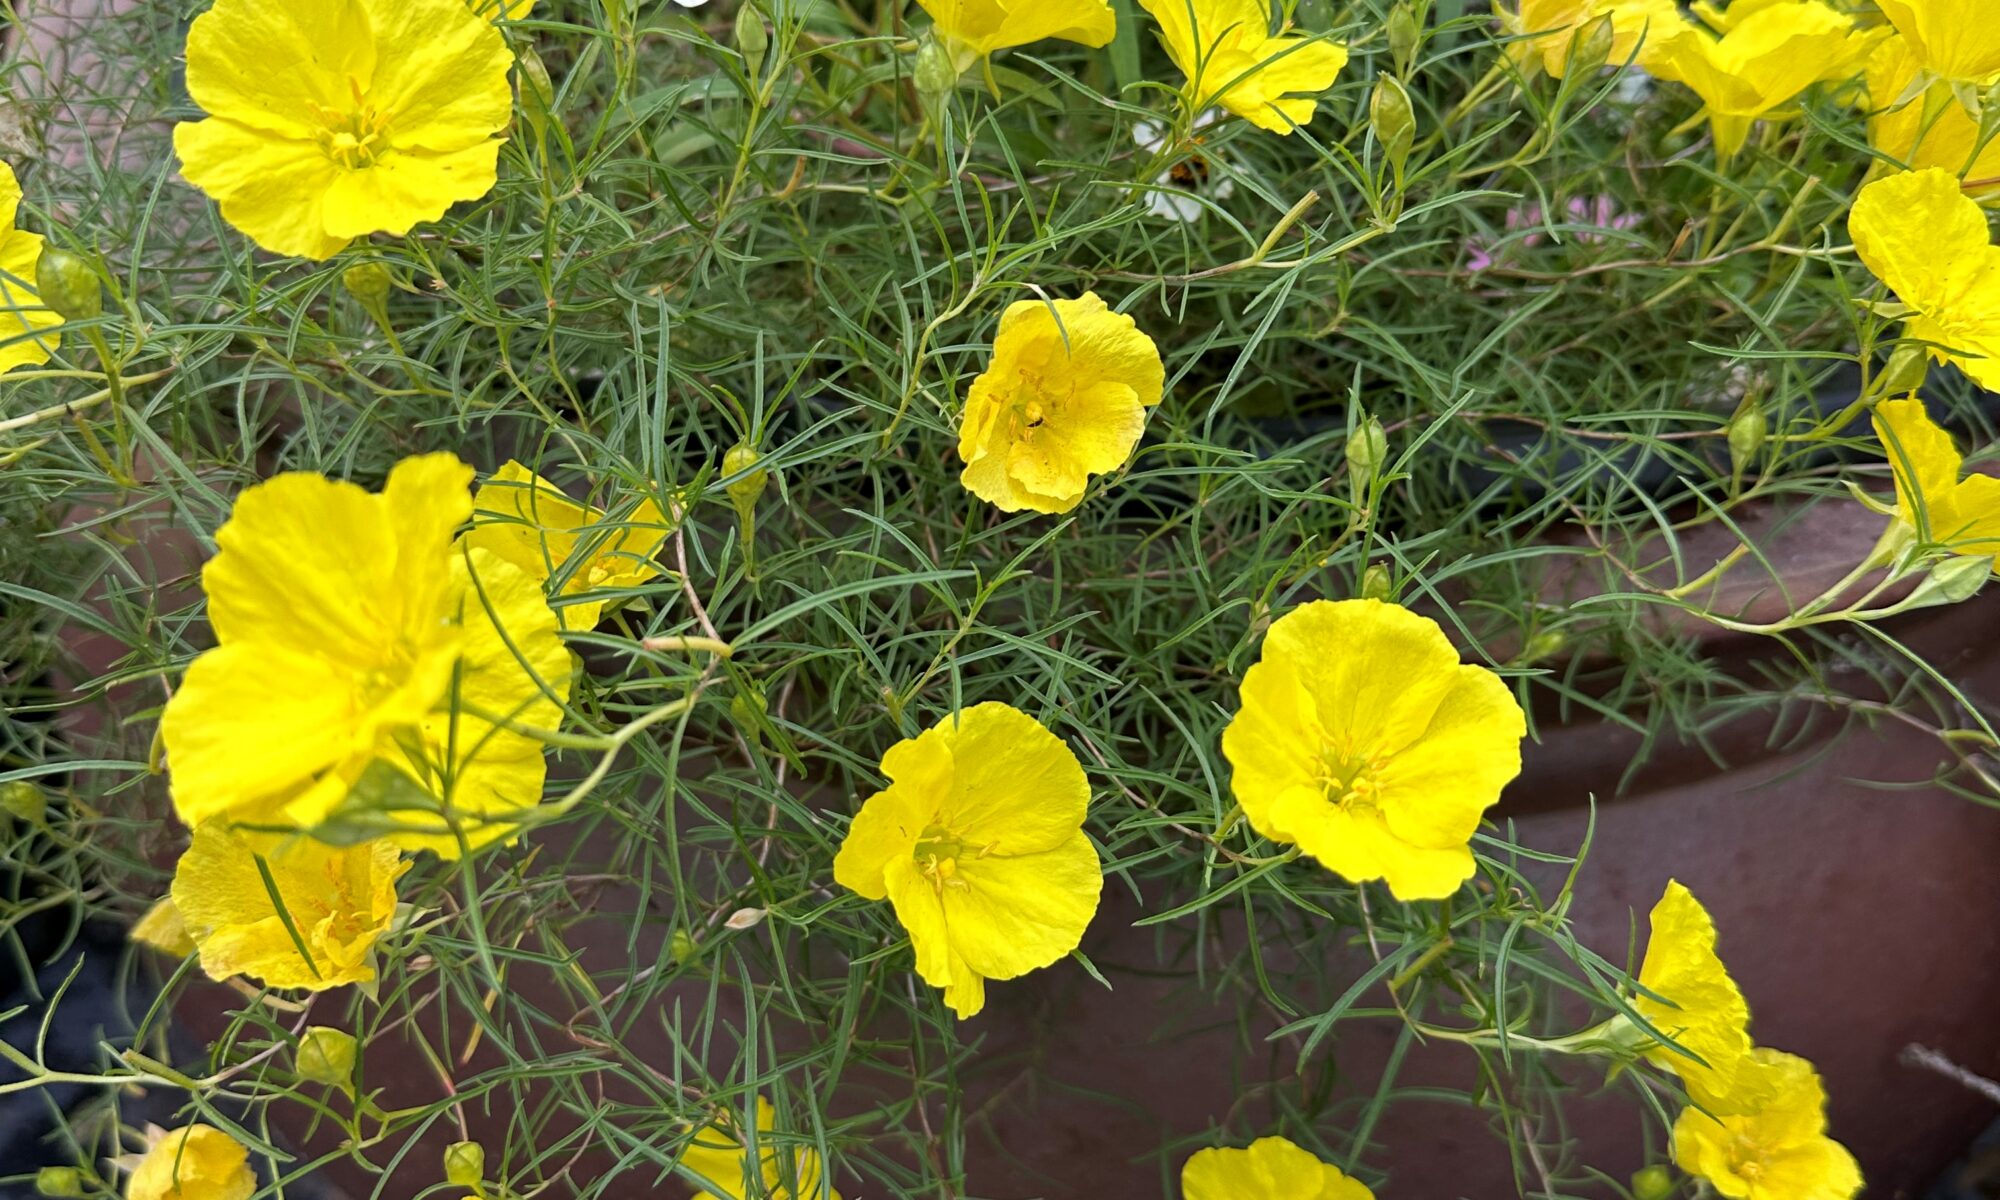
[129,1126,256,1200]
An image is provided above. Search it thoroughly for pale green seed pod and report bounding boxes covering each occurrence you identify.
[1346,413,1389,480]
[671,928,699,963]
[723,443,769,508]
[735,7,770,85]
[1568,12,1617,78]
[35,248,101,321]
[0,780,46,825]
[1360,563,1393,601]
[914,36,957,111]
[1878,341,1930,396]
[444,1141,486,1189]
[342,261,393,309]
[35,1167,85,1197]
[1370,75,1416,181]
[1629,1164,1675,1200]
[1386,2,1421,78]
[517,45,556,138]
[1726,402,1766,477]
[296,1026,358,1090]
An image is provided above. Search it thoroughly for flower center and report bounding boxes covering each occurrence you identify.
[913,823,988,891]
[1316,751,1382,816]
[309,78,392,169]
[586,562,612,586]
[1728,1133,1769,1181]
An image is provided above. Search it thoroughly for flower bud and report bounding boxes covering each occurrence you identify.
[1520,628,1567,663]
[1360,562,1392,601]
[1370,75,1416,182]
[34,248,101,321]
[35,1167,85,1197]
[1567,12,1617,78]
[1346,412,1389,480]
[1,780,47,826]
[1726,401,1766,478]
[516,45,556,139]
[1630,1164,1675,1200]
[1878,341,1929,396]
[723,444,769,508]
[1386,2,1421,78]
[1905,554,1992,610]
[735,6,770,85]
[670,928,698,963]
[444,1141,486,1189]
[914,35,958,111]
[296,1026,358,1090]
[342,261,393,310]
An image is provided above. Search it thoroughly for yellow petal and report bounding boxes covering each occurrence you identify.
[131,897,198,957]
[1877,0,2000,83]
[1634,881,1755,1110]
[1183,1136,1376,1200]
[1866,37,2000,188]
[1873,397,1965,537]
[882,855,984,1015]
[933,701,1090,851]
[917,0,1116,64]
[1206,36,1350,133]
[320,141,506,241]
[1373,665,1525,849]
[129,1126,256,1200]
[361,0,515,151]
[1850,168,2000,388]
[1262,599,1464,760]
[181,0,376,140]
[1672,1049,1862,1200]
[0,226,60,374]
[941,831,1101,980]
[463,461,668,630]
[1266,785,1479,899]
[172,119,350,260]
[833,736,951,902]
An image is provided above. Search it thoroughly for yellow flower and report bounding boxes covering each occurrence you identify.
[0,160,60,374]
[171,823,406,991]
[832,701,1101,1019]
[1138,0,1349,133]
[1866,36,2000,190]
[172,0,515,260]
[1182,1136,1374,1200]
[1850,167,2000,391]
[957,292,1164,514]
[1631,881,1755,1110]
[1220,599,1526,901]
[1509,0,1688,79]
[916,0,1117,75]
[159,453,571,855]
[679,1096,842,1200]
[1651,2,1866,158]
[1871,397,2000,562]
[128,1125,256,1200]
[1673,1049,1863,1200]
[463,460,668,631]
[131,896,198,957]
[1876,0,2000,87]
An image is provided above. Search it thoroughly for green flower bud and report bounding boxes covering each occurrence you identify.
[735,7,770,85]
[1360,563,1393,601]
[35,1166,85,1197]
[670,928,698,963]
[444,1141,486,1189]
[1878,341,1930,396]
[516,45,556,139]
[34,248,101,321]
[342,261,393,309]
[723,444,769,508]
[1904,553,1992,610]
[1346,413,1389,481]
[914,36,958,111]
[1386,2,1422,78]
[1369,75,1416,183]
[296,1026,358,1090]
[1630,1163,1675,1200]
[1726,401,1766,478]
[1,780,47,826]
[1520,628,1567,663]
[1568,11,1617,78]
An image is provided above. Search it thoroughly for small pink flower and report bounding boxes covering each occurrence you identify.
[1465,195,1639,272]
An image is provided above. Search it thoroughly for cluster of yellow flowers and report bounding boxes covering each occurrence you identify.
[30,0,1996,1197]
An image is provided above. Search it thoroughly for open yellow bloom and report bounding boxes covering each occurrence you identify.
[128,1126,256,1200]
[917,0,1117,75]
[958,292,1163,514]
[1872,397,2000,563]
[131,896,198,957]
[832,702,1101,1018]
[1867,37,2000,190]
[1632,881,1756,1110]
[171,823,406,991]
[1508,0,1688,78]
[1876,0,2000,87]
[173,0,514,260]
[160,453,571,855]
[1182,1136,1374,1200]
[1651,2,1865,158]
[463,461,668,631]
[1673,1049,1863,1200]
[680,1096,842,1200]
[1220,599,1526,901]
[1851,168,2000,391]
[1138,0,1349,133]
[0,161,59,374]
